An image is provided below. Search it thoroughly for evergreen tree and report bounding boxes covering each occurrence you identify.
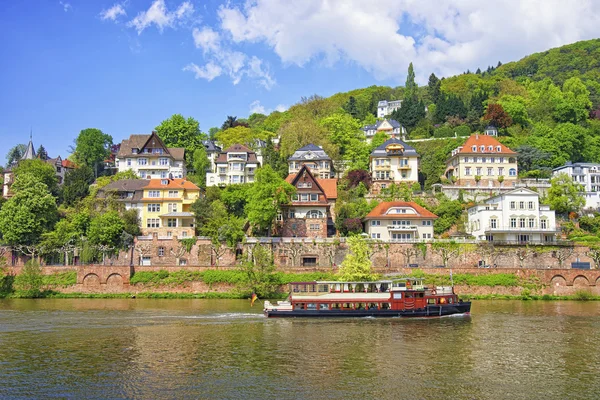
[476,67,482,74]
[36,145,48,160]
[343,96,359,119]
[427,73,441,104]
[405,62,417,99]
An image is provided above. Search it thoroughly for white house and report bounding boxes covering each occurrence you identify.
[116,132,186,179]
[364,201,437,242]
[370,138,420,193]
[467,188,558,243]
[552,162,600,211]
[206,144,260,186]
[288,143,333,179]
[362,119,406,144]
[377,100,403,118]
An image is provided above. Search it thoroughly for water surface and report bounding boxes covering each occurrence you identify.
[0,299,598,399]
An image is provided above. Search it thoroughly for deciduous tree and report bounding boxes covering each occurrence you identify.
[337,236,376,281]
[73,128,113,176]
[548,173,585,214]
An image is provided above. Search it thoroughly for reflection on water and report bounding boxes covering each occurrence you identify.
[0,299,598,400]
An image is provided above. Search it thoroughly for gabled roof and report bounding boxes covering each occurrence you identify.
[370,138,419,157]
[62,159,77,169]
[285,165,337,200]
[97,179,148,201]
[215,144,259,164]
[288,143,331,161]
[362,119,401,131]
[455,134,516,155]
[365,201,438,220]
[117,132,185,160]
[224,143,253,153]
[202,140,221,153]
[143,178,200,190]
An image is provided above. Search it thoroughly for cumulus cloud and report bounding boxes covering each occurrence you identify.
[217,0,600,82]
[100,4,127,21]
[192,27,220,53]
[128,0,194,34]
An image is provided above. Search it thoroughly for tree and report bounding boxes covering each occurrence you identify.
[239,244,278,296]
[191,187,222,232]
[246,165,296,235]
[548,173,585,214]
[431,241,464,268]
[221,184,251,218]
[484,103,512,128]
[155,114,204,166]
[343,96,359,119]
[337,236,376,281]
[5,144,26,167]
[190,147,210,187]
[13,159,59,197]
[261,138,288,178]
[433,197,463,234]
[62,165,94,206]
[215,126,256,149]
[498,95,530,126]
[345,169,371,190]
[14,260,43,298]
[87,211,125,249]
[405,62,417,99]
[221,115,248,130]
[370,131,389,150]
[73,128,113,176]
[515,145,553,173]
[0,173,58,245]
[200,200,245,266]
[427,73,441,104]
[278,115,336,160]
[379,183,413,202]
[36,145,48,161]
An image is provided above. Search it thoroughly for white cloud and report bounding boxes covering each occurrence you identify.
[249,100,288,115]
[186,26,276,89]
[217,0,600,82]
[192,27,220,53]
[249,100,266,114]
[183,62,222,81]
[128,0,194,34]
[59,1,71,12]
[100,4,127,21]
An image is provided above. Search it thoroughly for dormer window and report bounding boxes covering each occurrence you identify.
[496,146,502,152]
[161,179,169,185]
[488,145,493,151]
[472,145,477,152]
[480,145,485,152]
[132,148,138,154]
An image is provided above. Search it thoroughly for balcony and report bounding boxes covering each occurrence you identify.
[374,165,391,171]
[387,225,418,231]
[484,225,560,234]
[397,165,412,170]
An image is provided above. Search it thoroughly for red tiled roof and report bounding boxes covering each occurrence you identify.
[285,169,337,200]
[62,159,77,169]
[456,134,516,155]
[143,178,200,190]
[365,202,438,219]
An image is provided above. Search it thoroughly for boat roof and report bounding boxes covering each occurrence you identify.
[289,278,423,285]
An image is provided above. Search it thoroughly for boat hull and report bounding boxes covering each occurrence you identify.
[265,302,471,318]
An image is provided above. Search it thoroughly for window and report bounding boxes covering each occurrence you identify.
[528,218,535,228]
[487,167,493,176]
[510,218,517,228]
[510,201,516,210]
[490,157,495,163]
[159,158,169,166]
[168,190,179,198]
[168,203,177,213]
[496,146,502,152]
[307,210,324,218]
[480,145,485,152]
[519,201,525,209]
[488,146,493,152]
[309,224,321,230]
[482,157,486,163]
[477,157,482,163]
[490,218,497,229]
[147,203,160,212]
[146,218,160,228]
[476,167,482,176]
[288,209,295,218]
[148,190,160,198]
[499,157,505,163]
[231,163,242,171]
[371,233,381,239]
[138,158,148,166]
[153,148,163,155]
[302,257,317,267]
[158,247,165,257]
[509,168,517,176]
[310,194,318,201]
[297,182,312,188]
[371,220,381,226]
[167,218,177,227]
[181,231,188,238]
[219,167,226,174]
[161,171,168,178]
[519,218,526,228]
[127,158,132,166]
[541,219,547,229]
[498,167,504,176]
[161,179,169,185]
[179,259,187,266]
[422,220,432,226]
[528,201,534,210]
[472,145,477,152]
[465,167,471,176]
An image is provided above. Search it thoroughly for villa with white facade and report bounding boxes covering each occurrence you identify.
[377,100,403,118]
[288,144,333,179]
[206,144,260,186]
[466,188,558,243]
[116,132,186,179]
[362,119,406,144]
[552,162,600,211]
[364,202,437,242]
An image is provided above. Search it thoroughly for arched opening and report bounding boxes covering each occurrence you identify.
[551,275,567,286]
[83,273,101,287]
[573,275,590,287]
[106,273,124,287]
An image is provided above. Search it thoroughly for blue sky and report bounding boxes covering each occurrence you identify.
[1,0,598,162]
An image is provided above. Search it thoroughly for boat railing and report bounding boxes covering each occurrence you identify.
[434,286,454,295]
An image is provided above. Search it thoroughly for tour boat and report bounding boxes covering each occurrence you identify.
[263,278,471,318]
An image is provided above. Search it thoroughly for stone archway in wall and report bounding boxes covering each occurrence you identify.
[106,273,124,289]
[550,275,567,287]
[572,275,590,287]
[82,273,101,287]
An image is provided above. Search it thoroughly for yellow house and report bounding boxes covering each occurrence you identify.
[140,178,201,238]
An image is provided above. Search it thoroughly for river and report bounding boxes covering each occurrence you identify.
[0,299,598,400]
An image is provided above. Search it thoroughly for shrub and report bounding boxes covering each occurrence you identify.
[433,125,454,138]
[14,260,43,298]
[454,125,471,136]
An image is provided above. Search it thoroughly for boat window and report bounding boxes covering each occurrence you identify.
[307,303,317,310]
[332,303,341,309]
[310,284,317,293]
[356,303,366,310]
[368,303,378,310]
[448,297,453,304]
[317,284,329,293]
[381,303,391,310]
[427,298,436,304]
[292,285,300,293]
[393,293,402,299]
[342,303,352,309]
[294,303,305,310]
[319,303,329,310]
[417,293,424,298]
[405,293,414,298]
